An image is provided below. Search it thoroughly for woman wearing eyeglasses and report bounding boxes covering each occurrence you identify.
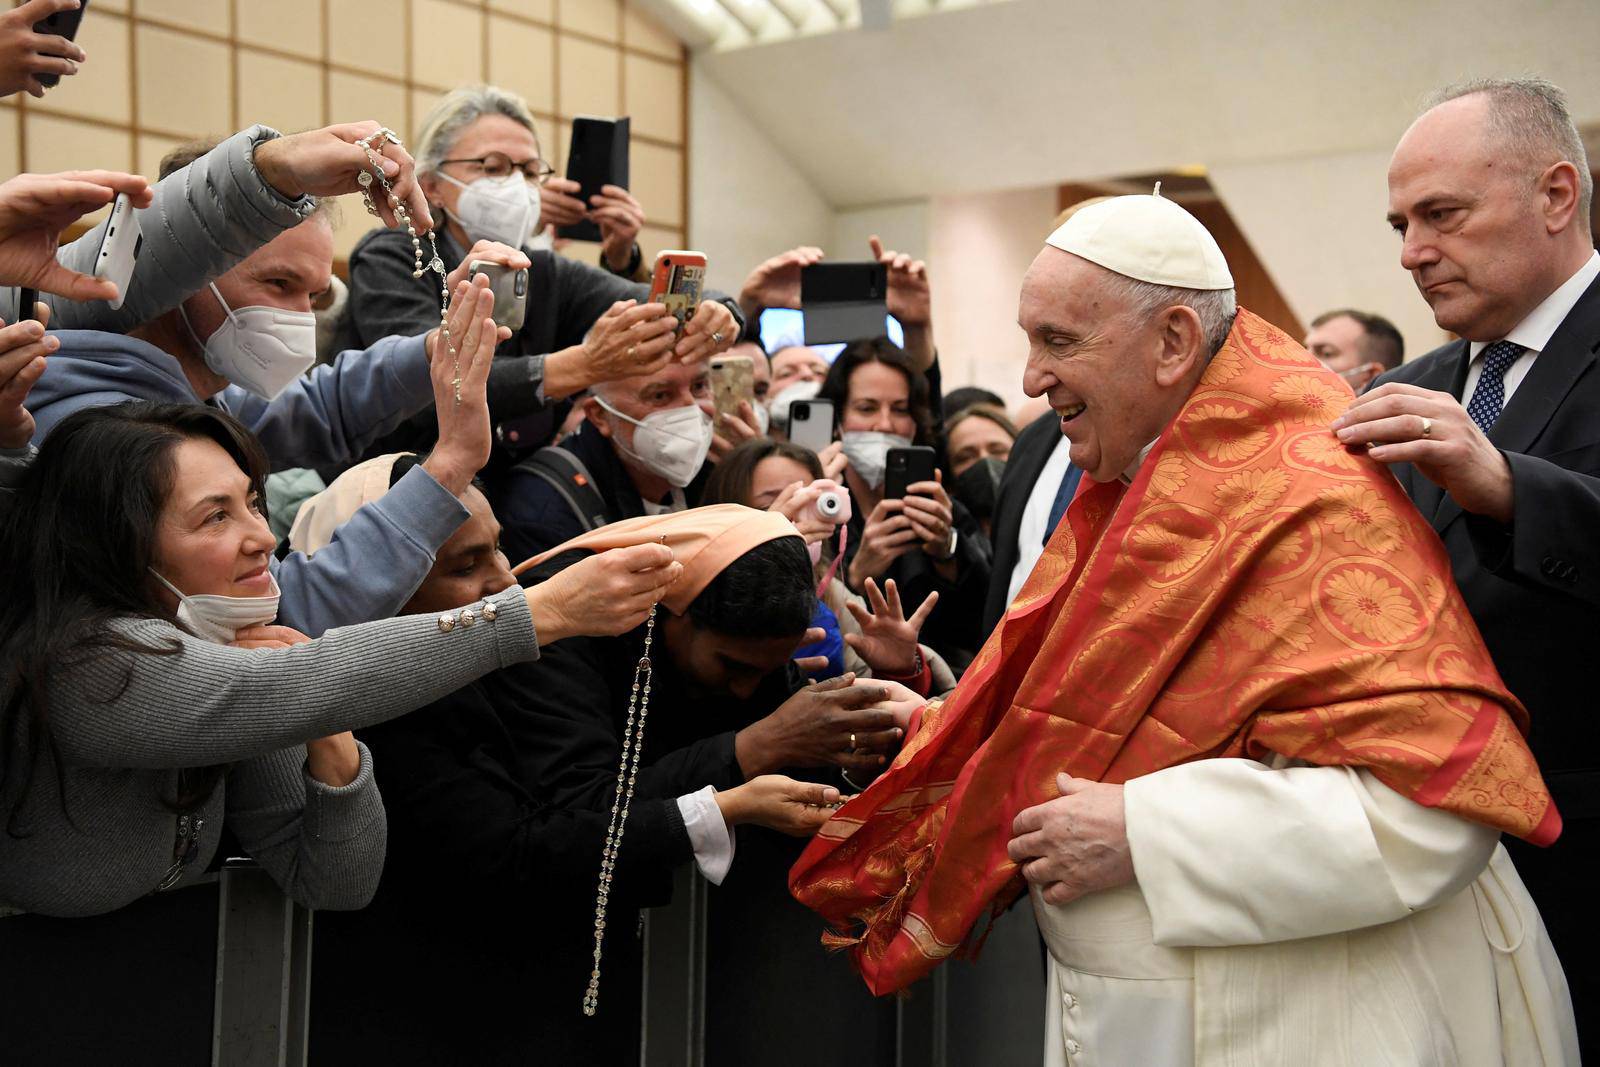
[338,84,743,466]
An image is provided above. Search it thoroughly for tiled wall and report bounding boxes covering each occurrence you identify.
[0,0,688,271]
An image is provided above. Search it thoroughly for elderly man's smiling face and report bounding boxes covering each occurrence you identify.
[1018,249,1205,482]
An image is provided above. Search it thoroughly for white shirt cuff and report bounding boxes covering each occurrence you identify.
[677,785,735,885]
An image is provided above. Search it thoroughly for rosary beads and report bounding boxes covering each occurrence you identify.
[352,128,460,402]
[582,606,657,1017]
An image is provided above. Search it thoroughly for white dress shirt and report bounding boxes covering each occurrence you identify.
[675,785,735,884]
[1008,435,1072,605]
[1459,250,1600,405]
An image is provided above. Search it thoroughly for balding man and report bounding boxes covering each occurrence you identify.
[1338,78,1599,1047]
[1304,307,1404,391]
[796,194,1575,1064]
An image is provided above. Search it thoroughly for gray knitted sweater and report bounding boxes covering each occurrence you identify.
[0,585,537,918]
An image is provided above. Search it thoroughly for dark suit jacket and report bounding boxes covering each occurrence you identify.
[1373,273,1600,815]
[980,412,1068,638]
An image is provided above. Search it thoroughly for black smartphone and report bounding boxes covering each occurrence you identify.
[884,445,937,500]
[559,116,630,243]
[801,262,889,345]
[33,0,90,90]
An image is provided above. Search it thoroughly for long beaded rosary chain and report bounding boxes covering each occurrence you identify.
[582,607,657,1018]
[351,129,459,402]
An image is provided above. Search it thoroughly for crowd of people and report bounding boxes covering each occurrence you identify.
[0,5,1593,1062]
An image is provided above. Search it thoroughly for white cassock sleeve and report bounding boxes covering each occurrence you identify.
[1123,758,1498,948]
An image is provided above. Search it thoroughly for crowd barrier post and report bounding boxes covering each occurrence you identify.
[211,859,313,1067]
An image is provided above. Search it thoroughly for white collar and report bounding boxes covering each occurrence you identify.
[1469,250,1600,358]
[1119,438,1160,486]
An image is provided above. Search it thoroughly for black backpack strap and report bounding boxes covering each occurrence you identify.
[510,447,610,533]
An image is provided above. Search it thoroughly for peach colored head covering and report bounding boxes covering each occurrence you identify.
[287,453,414,556]
[515,504,803,614]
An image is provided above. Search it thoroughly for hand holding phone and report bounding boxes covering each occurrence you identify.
[92,192,142,310]
[9,0,89,96]
[883,445,936,500]
[467,259,528,332]
[647,250,706,333]
[559,116,630,243]
[709,354,756,427]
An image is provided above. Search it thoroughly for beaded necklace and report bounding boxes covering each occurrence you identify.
[351,129,458,401]
[582,606,657,1017]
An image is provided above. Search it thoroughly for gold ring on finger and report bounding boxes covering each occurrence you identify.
[848,732,858,751]
[1420,416,1432,437]
[627,345,636,358]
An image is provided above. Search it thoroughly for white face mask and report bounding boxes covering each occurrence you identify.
[595,397,713,489]
[527,225,556,252]
[442,173,540,250]
[840,431,913,490]
[150,569,281,645]
[768,380,820,434]
[179,284,317,401]
[752,401,771,435]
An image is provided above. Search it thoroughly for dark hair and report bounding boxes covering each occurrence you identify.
[944,403,1018,444]
[700,438,825,509]
[942,386,1005,420]
[0,403,270,829]
[816,337,936,446]
[1310,308,1405,370]
[686,537,815,639]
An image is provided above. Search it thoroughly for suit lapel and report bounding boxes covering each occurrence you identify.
[1433,277,1600,534]
[993,416,1059,566]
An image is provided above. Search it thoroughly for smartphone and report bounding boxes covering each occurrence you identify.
[801,262,889,345]
[788,397,836,455]
[559,116,631,243]
[647,250,706,332]
[884,445,937,500]
[32,0,90,89]
[709,355,756,427]
[92,193,143,310]
[467,259,528,332]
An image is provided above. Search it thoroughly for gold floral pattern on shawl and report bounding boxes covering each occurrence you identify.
[1149,453,1190,495]
[1125,502,1223,583]
[1226,588,1314,655]
[1321,484,1401,554]
[1270,373,1352,425]
[1213,467,1291,518]
[1315,561,1427,648]
[1239,311,1311,364]
[1284,429,1364,476]
[1181,401,1273,466]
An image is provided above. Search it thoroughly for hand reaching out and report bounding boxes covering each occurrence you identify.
[0,304,56,449]
[844,578,937,677]
[0,170,152,301]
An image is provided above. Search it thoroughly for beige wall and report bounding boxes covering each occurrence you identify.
[0,0,689,268]
[686,60,832,294]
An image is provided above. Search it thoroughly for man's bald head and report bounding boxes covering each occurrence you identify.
[1388,78,1594,341]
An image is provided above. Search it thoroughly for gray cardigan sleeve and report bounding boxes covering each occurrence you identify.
[48,584,537,769]
[0,125,314,331]
[225,740,388,911]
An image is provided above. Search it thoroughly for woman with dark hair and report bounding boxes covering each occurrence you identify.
[0,402,679,917]
[306,504,904,1064]
[816,338,992,673]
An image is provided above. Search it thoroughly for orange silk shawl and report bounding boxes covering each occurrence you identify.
[789,308,1560,997]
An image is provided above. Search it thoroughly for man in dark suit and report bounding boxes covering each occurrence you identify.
[1338,77,1598,1051]
[979,410,1080,639]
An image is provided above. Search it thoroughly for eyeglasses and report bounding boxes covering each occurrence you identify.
[439,152,557,185]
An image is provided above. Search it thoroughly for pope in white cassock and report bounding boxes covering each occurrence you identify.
[791,194,1578,1066]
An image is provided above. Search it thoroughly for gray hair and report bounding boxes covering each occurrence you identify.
[1101,274,1238,358]
[1427,77,1593,223]
[413,84,542,178]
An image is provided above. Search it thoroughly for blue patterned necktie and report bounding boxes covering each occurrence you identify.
[1464,341,1523,434]
[1042,463,1083,546]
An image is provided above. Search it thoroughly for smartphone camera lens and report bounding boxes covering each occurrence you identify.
[792,402,810,419]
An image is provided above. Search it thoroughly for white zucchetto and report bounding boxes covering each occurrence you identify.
[1045,194,1234,290]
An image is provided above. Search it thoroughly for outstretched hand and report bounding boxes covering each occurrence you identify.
[844,578,936,677]
[0,305,55,449]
